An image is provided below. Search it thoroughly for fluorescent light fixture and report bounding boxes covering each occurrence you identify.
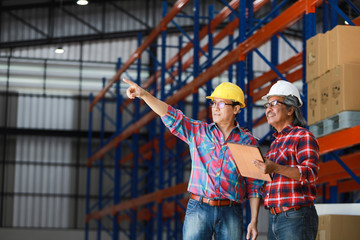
[77,0,88,5]
[55,47,65,54]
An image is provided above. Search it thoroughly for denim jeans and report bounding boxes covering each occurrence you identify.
[268,205,318,240]
[183,198,243,240]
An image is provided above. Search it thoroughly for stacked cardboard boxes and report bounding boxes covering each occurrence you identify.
[316,215,360,240]
[306,25,360,127]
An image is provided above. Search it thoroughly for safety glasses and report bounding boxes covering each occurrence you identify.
[210,101,238,109]
[263,100,286,108]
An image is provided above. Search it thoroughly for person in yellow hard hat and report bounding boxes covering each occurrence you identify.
[123,79,263,240]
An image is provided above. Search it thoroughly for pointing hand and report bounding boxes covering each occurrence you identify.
[122,78,146,99]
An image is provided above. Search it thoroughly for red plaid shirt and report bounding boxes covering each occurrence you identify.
[264,125,319,207]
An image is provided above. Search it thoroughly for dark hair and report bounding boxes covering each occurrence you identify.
[232,101,240,106]
[229,100,240,115]
[283,95,307,128]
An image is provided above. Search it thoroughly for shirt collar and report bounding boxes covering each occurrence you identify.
[273,124,293,138]
[210,121,242,132]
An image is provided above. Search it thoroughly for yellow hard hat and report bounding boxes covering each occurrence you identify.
[206,82,246,108]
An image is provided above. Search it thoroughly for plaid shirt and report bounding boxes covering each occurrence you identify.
[161,105,263,202]
[264,125,320,207]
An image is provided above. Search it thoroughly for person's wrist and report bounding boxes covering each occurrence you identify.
[250,218,258,224]
[271,162,279,174]
[139,90,148,99]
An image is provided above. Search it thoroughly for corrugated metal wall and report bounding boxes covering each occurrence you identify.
[0,57,118,95]
[17,95,74,129]
[13,136,72,227]
[1,94,76,227]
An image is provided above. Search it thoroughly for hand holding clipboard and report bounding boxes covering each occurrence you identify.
[227,142,272,182]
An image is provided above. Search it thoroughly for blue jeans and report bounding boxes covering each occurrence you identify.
[183,198,243,240]
[268,206,318,240]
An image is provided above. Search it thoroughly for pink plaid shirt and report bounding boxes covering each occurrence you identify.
[161,105,263,202]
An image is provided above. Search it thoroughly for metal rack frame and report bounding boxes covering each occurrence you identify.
[86,0,360,239]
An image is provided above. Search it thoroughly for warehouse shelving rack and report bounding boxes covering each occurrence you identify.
[86,0,360,239]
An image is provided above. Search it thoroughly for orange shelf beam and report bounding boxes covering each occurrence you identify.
[252,68,302,102]
[249,52,303,93]
[89,0,191,111]
[156,0,270,90]
[353,16,360,26]
[317,179,360,198]
[86,182,188,221]
[111,0,244,110]
[121,0,270,109]
[142,0,242,89]
[151,0,270,89]
[318,151,360,176]
[318,169,360,185]
[117,199,187,223]
[318,124,360,155]
[118,107,209,165]
[236,0,322,57]
[337,179,360,193]
[318,151,360,184]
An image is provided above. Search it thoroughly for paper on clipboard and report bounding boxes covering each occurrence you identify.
[227,142,272,182]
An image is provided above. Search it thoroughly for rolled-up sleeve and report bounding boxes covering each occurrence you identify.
[161,105,200,144]
[296,132,320,185]
[245,177,264,199]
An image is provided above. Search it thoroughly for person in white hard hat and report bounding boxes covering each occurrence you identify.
[123,78,263,240]
[253,80,320,240]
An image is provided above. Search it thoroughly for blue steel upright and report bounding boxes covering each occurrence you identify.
[302,3,316,121]
[192,0,200,120]
[236,0,246,126]
[206,5,214,124]
[156,2,168,240]
[85,93,94,240]
[113,57,123,240]
[246,0,255,133]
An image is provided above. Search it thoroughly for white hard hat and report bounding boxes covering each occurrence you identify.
[262,80,303,106]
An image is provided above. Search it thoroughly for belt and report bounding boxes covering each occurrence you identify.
[190,194,240,206]
[267,203,313,215]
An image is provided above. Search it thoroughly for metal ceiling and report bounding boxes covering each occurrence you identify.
[1,0,359,49]
[0,0,192,49]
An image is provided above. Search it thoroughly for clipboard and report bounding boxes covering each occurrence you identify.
[227,142,272,182]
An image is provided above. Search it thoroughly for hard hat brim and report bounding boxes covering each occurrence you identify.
[261,94,303,107]
[206,96,246,108]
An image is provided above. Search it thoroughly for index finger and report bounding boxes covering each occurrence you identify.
[122,78,135,86]
[253,159,262,164]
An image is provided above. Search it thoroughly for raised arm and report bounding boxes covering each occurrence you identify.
[123,78,169,117]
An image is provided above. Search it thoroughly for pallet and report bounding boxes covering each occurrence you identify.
[309,111,360,138]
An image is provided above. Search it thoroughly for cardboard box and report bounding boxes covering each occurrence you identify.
[306,33,329,82]
[317,215,360,240]
[327,64,360,117]
[307,78,321,125]
[319,71,331,120]
[328,25,360,70]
